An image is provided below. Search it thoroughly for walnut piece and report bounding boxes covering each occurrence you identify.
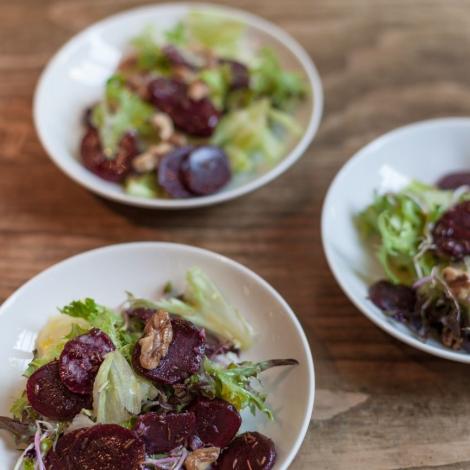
[188,80,210,101]
[184,447,220,470]
[132,143,174,173]
[152,112,175,141]
[139,310,173,370]
[442,266,470,302]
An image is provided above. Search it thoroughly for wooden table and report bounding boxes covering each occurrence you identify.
[2,0,470,468]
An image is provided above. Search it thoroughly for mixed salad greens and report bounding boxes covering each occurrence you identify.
[358,171,470,350]
[1,268,297,470]
[80,10,307,199]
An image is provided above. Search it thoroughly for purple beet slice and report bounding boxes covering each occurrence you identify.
[188,397,241,448]
[220,59,250,90]
[68,424,145,470]
[133,411,196,453]
[59,328,115,395]
[216,432,276,470]
[126,307,157,323]
[45,429,87,469]
[369,280,416,317]
[148,78,220,137]
[80,128,138,182]
[26,361,92,421]
[132,318,206,385]
[432,200,470,260]
[437,172,470,190]
[157,146,193,198]
[180,146,231,196]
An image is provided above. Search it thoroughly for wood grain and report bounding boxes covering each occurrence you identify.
[2,0,470,468]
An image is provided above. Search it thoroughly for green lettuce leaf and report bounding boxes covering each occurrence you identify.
[93,350,158,424]
[155,268,255,350]
[124,173,159,199]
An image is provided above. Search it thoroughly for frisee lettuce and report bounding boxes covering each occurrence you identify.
[187,357,298,419]
[155,267,255,350]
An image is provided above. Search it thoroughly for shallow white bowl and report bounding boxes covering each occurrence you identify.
[322,117,470,363]
[33,3,323,209]
[0,242,314,469]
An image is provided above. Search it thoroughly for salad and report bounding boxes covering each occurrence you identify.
[358,171,470,350]
[80,10,307,199]
[0,268,298,469]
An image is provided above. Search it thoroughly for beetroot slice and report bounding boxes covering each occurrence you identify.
[216,432,276,470]
[148,78,220,137]
[188,397,241,448]
[132,318,206,385]
[369,280,416,317]
[59,328,115,395]
[180,146,231,196]
[45,429,87,469]
[26,361,92,421]
[219,59,250,90]
[133,411,196,453]
[157,146,194,198]
[68,424,145,470]
[432,200,470,260]
[80,128,138,182]
[437,172,470,190]
[126,307,157,323]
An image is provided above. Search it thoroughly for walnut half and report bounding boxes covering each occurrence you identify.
[442,266,470,303]
[184,447,220,470]
[139,310,173,370]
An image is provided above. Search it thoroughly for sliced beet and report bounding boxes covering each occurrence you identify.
[132,318,206,385]
[220,59,250,90]
[126,307,157,323]
[216,432,276,470]
[26,361,92,421]
[157,146,193,198]
[437,172,470,190]
[133,411,196,453]
[45,429,87,469]
[148,77,220,137]
[59,328,115,395]
[80,128,138,182]
[180,146,231,196]
[68,424,145,470]
[432,200,470,260]
[188,397,241,448]
[369,280,416,317]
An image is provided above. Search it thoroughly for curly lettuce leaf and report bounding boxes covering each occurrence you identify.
[198,65,232,110]
[131,26,172,73]
[92,75,155,156]
[251,48,306,108]
[187,357,298,419]
[93,350,158,424]
[124,173,159,199]
[211,98,301,173]
[165,22,187,45]
[155,267,254,350]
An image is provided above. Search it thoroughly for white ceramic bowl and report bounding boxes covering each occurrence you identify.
[0,242,314,469]
[33,3,323,209]
[322,117,470,363]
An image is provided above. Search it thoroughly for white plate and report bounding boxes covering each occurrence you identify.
[321,117,470,363]
[0,242,314,469]
[33,3,323,209]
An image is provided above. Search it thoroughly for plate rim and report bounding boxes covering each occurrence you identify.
[33,2,324,209]
[0,241,315,469]
[321,116,470,364]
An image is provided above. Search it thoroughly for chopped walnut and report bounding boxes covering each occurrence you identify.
[184,447,220,470]
[132,143,174,173]
[173,65,197,83]
[442,267,470,303]
[139,310,173,370]
[188,80,210,101]
[152,112,175,141]
[442,327,463,350]
[168,132,188,146]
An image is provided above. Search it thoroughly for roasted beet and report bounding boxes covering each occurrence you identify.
[188,397,241,448]
[68,424,145,470]
[45,429,88,469]
[132,318,205,385]
[162,45,200,70]
[220,59,250,90]
[80,128,138,182]
[157,146,193,198]
[369,280,416,317]
[180,146,231,195]
[437,172,470,190]
[26,361,92,421]
[216,432,276,470]
[59,328,115,395]
[133,411,196,453]
[148,78,220,137]
[432,200,470,260]
[83,106,96,128]
[126,307,157,323]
